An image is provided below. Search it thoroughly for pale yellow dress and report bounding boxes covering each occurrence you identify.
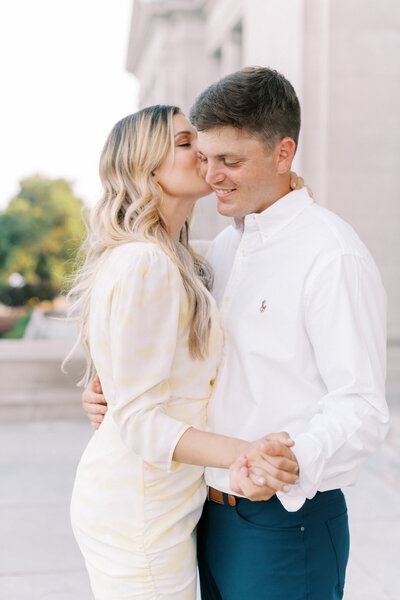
[70,242,223,600]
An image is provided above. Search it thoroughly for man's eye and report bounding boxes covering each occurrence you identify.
[199,156,208,163]
[225,161,240,167]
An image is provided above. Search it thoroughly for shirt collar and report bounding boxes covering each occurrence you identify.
[233,188,314,237]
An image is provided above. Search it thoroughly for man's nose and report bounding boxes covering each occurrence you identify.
[204,163,224,186]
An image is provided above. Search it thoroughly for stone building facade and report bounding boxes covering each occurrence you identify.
[126,0,400,383]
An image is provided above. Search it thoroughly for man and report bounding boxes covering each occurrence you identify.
[82,67,388,599]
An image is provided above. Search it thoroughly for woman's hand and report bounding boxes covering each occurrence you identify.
[82,374,108,429]
[289,171,313,197]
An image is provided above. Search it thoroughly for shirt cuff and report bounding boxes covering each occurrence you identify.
[276,432,324,512]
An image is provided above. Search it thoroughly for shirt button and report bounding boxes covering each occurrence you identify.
[242,250,246,257]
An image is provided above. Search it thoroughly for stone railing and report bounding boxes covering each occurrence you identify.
[1,338,398,423]
[0,340,86,421]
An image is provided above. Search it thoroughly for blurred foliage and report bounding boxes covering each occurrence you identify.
[0,315,16,336]
[0,281,58,307]
[0,176,87,306]
[1,313,31,339]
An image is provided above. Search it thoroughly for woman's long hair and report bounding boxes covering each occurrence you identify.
[66,105,213,385]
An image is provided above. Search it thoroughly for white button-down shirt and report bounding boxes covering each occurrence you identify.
[205,188,389,512]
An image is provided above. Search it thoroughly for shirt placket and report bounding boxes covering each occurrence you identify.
[219,223,260,324]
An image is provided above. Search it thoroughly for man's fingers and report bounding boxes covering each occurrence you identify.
[246,469,294,493]
[82,390,107,405]
[248,465,271,486]
[229,456,249,495]
[93,374,102,394]
[239,473,277,500]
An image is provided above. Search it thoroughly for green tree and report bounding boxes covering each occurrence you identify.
[0,176,87,305]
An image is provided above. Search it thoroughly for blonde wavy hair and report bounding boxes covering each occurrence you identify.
[66,105,213,385]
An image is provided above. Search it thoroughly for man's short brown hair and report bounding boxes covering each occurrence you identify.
[190,66,301,151]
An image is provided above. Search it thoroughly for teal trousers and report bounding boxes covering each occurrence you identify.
[197,489,349,600]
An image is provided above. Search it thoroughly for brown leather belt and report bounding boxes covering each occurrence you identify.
[208,486,238,506]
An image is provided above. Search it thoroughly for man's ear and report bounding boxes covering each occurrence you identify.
[276,137,296,174]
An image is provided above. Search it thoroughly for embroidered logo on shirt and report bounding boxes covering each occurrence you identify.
[260,300,267,312]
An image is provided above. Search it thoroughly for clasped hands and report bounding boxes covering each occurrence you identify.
[230,432,299,501]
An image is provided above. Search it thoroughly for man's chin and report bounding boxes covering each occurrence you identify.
[217,200,237,218]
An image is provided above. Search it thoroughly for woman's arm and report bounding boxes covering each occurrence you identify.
[173,427,299,491]
[81,374,299,490]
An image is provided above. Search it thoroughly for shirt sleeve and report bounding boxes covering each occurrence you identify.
[277,251,389,511]
[109,247,191,470]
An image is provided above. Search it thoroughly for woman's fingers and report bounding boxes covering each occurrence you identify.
[289,171,305,190]
[258,440,298,467]
[260,454,299,474]
[265,431,294,447]
[289,171,298,188]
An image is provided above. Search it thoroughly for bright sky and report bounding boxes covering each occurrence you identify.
[0,0,139,210]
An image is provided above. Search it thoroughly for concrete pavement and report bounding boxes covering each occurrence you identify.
[1,418,399,600]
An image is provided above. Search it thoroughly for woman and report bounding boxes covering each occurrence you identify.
[69,105,299,599]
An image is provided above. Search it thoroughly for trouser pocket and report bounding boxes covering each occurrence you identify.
[326,510,350,595]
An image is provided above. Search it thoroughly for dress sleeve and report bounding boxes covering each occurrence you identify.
[108,246,191,470]
[277,251,389,511]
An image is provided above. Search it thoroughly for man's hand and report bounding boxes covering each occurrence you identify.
[232,432,300,499]
[82,374,108,430]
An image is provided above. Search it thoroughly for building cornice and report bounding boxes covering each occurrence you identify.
[126,0,207,74]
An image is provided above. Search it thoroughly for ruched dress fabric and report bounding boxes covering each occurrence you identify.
[70,242,223,600]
